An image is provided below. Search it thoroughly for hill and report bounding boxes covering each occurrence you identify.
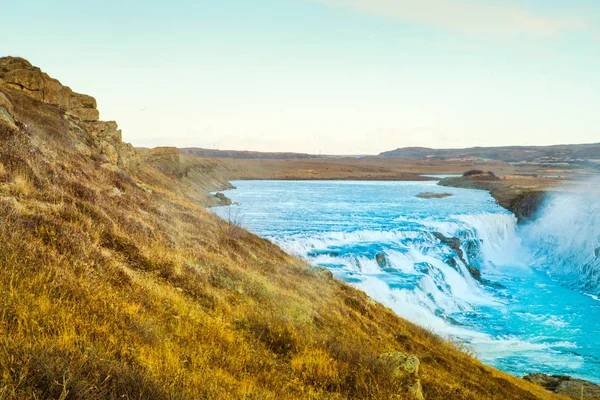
[180,147,319,160]
[0,56,567,399]
[379,144,600,163]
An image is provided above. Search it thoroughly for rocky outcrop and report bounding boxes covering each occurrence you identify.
[310,266,334,280]
[83,120,138,171]
[523,373,600,400]
[0,57,139,173]
[438,175,548,223]
[213,192,231,206]
[0,92,16,129]
[378,352,425,400]
[509,191,545,222]
[139,147,181,177]
[434,232,482,282]
[433,232,461,252]
[0,57,99,122]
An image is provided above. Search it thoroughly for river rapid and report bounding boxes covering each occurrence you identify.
[212,180,600,383]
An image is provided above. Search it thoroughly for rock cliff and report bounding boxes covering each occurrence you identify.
[438,174,551,223]
[0,57,99,121]
[0,56,139,173]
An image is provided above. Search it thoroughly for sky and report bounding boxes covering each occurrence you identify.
[1,0,599,154]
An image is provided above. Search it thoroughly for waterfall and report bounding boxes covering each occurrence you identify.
[521,179,600,295]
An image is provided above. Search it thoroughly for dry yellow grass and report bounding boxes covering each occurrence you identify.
[10,174,32,197]
[0,83,569,400]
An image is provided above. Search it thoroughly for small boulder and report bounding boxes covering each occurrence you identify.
[378,352,424,400]
[311,266,333,280]
[214,192,232,206]
[376,253,388,268]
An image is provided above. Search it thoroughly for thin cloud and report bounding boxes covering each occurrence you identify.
[314,0,586,37]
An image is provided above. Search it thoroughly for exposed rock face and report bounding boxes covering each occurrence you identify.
[378,352,425,400]
[0,57,99,122]
[0,57,139,173]
[438,175,547,223]
[523,373,600,400]
[139,147,181,177]
[84,120,138,170]
[510,191,545,222]
[0,92,13,114]
[0,92,16,129]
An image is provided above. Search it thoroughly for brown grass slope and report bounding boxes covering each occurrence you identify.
[0,70,565,399]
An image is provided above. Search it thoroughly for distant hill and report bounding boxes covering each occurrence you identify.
[379,144,600,163]
[181,147,320,160]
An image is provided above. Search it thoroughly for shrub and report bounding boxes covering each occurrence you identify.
[220,206,245,240]
[462,169,485,177]
[12,174,32,197]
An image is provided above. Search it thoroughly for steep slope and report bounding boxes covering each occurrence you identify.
[0,57,566,399]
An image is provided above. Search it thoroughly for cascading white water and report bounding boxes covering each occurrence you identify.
[521,179,600,295]
[212,179,600,383]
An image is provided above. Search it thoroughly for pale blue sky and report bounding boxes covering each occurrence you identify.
[2,0,599,154]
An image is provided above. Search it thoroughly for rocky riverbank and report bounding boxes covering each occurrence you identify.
[438,174,559,223]
[524,374,600,400]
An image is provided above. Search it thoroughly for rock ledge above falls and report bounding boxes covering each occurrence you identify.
[0,56,99,122]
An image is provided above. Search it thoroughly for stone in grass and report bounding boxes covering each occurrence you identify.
[416,192,453,199]
[311,266,333,280]
[378,352,425,400]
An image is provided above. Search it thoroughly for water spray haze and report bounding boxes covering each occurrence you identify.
[522,176,600,295]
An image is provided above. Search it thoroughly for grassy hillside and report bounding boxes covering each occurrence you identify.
[0,58,566,399]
